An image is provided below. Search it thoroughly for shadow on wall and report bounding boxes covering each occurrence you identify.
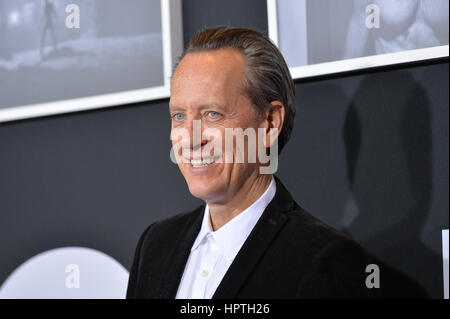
[343,70,441,298]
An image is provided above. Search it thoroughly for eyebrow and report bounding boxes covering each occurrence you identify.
[169,105,185,112]
[169,103,227,112]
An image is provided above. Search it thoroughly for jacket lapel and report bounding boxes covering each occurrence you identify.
[156,206,204,298]
[212,176,294,298]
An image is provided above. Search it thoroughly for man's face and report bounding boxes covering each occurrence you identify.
[169,48,265,204]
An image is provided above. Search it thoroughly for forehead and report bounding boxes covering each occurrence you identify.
[170,48,246,108]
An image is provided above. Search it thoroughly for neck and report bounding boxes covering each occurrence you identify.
[207,174,272,231]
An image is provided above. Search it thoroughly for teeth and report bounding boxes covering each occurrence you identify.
[191,158,215,167]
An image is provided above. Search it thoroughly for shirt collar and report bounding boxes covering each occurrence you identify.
[191,176,276,264]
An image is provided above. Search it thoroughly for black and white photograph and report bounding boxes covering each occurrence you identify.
[0,0,182,122]
[269,0,449,78]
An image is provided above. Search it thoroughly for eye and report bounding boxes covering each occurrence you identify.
[207,111,221,119]
[173,113,185,121]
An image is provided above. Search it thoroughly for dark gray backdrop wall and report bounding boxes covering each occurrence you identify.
[0,0,448,298]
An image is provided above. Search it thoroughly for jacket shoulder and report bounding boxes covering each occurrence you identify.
[140,205,204,246]
[284,202,354,247]
[283,203,375,298]
[126,205,204,298]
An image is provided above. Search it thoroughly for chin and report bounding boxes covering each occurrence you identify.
[186,177,224,202]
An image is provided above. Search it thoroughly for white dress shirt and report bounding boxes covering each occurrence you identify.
[175,177,276,299]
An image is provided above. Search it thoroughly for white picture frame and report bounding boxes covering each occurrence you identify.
[267,0,449,80]
[0,0,183,123]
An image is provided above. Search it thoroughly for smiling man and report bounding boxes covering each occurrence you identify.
[126,27,375,299]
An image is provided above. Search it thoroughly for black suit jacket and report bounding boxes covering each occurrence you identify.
[127,176,376,298]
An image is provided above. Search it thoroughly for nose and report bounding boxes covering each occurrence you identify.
[184,119,209,154]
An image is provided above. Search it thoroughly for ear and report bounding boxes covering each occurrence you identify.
[262,101,285,148]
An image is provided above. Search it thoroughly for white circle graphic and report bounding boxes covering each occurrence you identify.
[0,247,129,299]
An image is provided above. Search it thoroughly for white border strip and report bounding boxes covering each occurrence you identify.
[0,86,169,123]
[443,229,449,299]
[267,0,279,47]
[267,0,449,80]
[0,0,182,123]
[290,45,449,79]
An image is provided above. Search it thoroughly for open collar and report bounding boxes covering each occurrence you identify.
[191,177,276,265]
[158,175,294,299]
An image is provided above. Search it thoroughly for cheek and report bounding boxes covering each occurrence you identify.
[177,162,188,179]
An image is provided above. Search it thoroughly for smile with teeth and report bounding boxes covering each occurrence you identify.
[190,158,215,167]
